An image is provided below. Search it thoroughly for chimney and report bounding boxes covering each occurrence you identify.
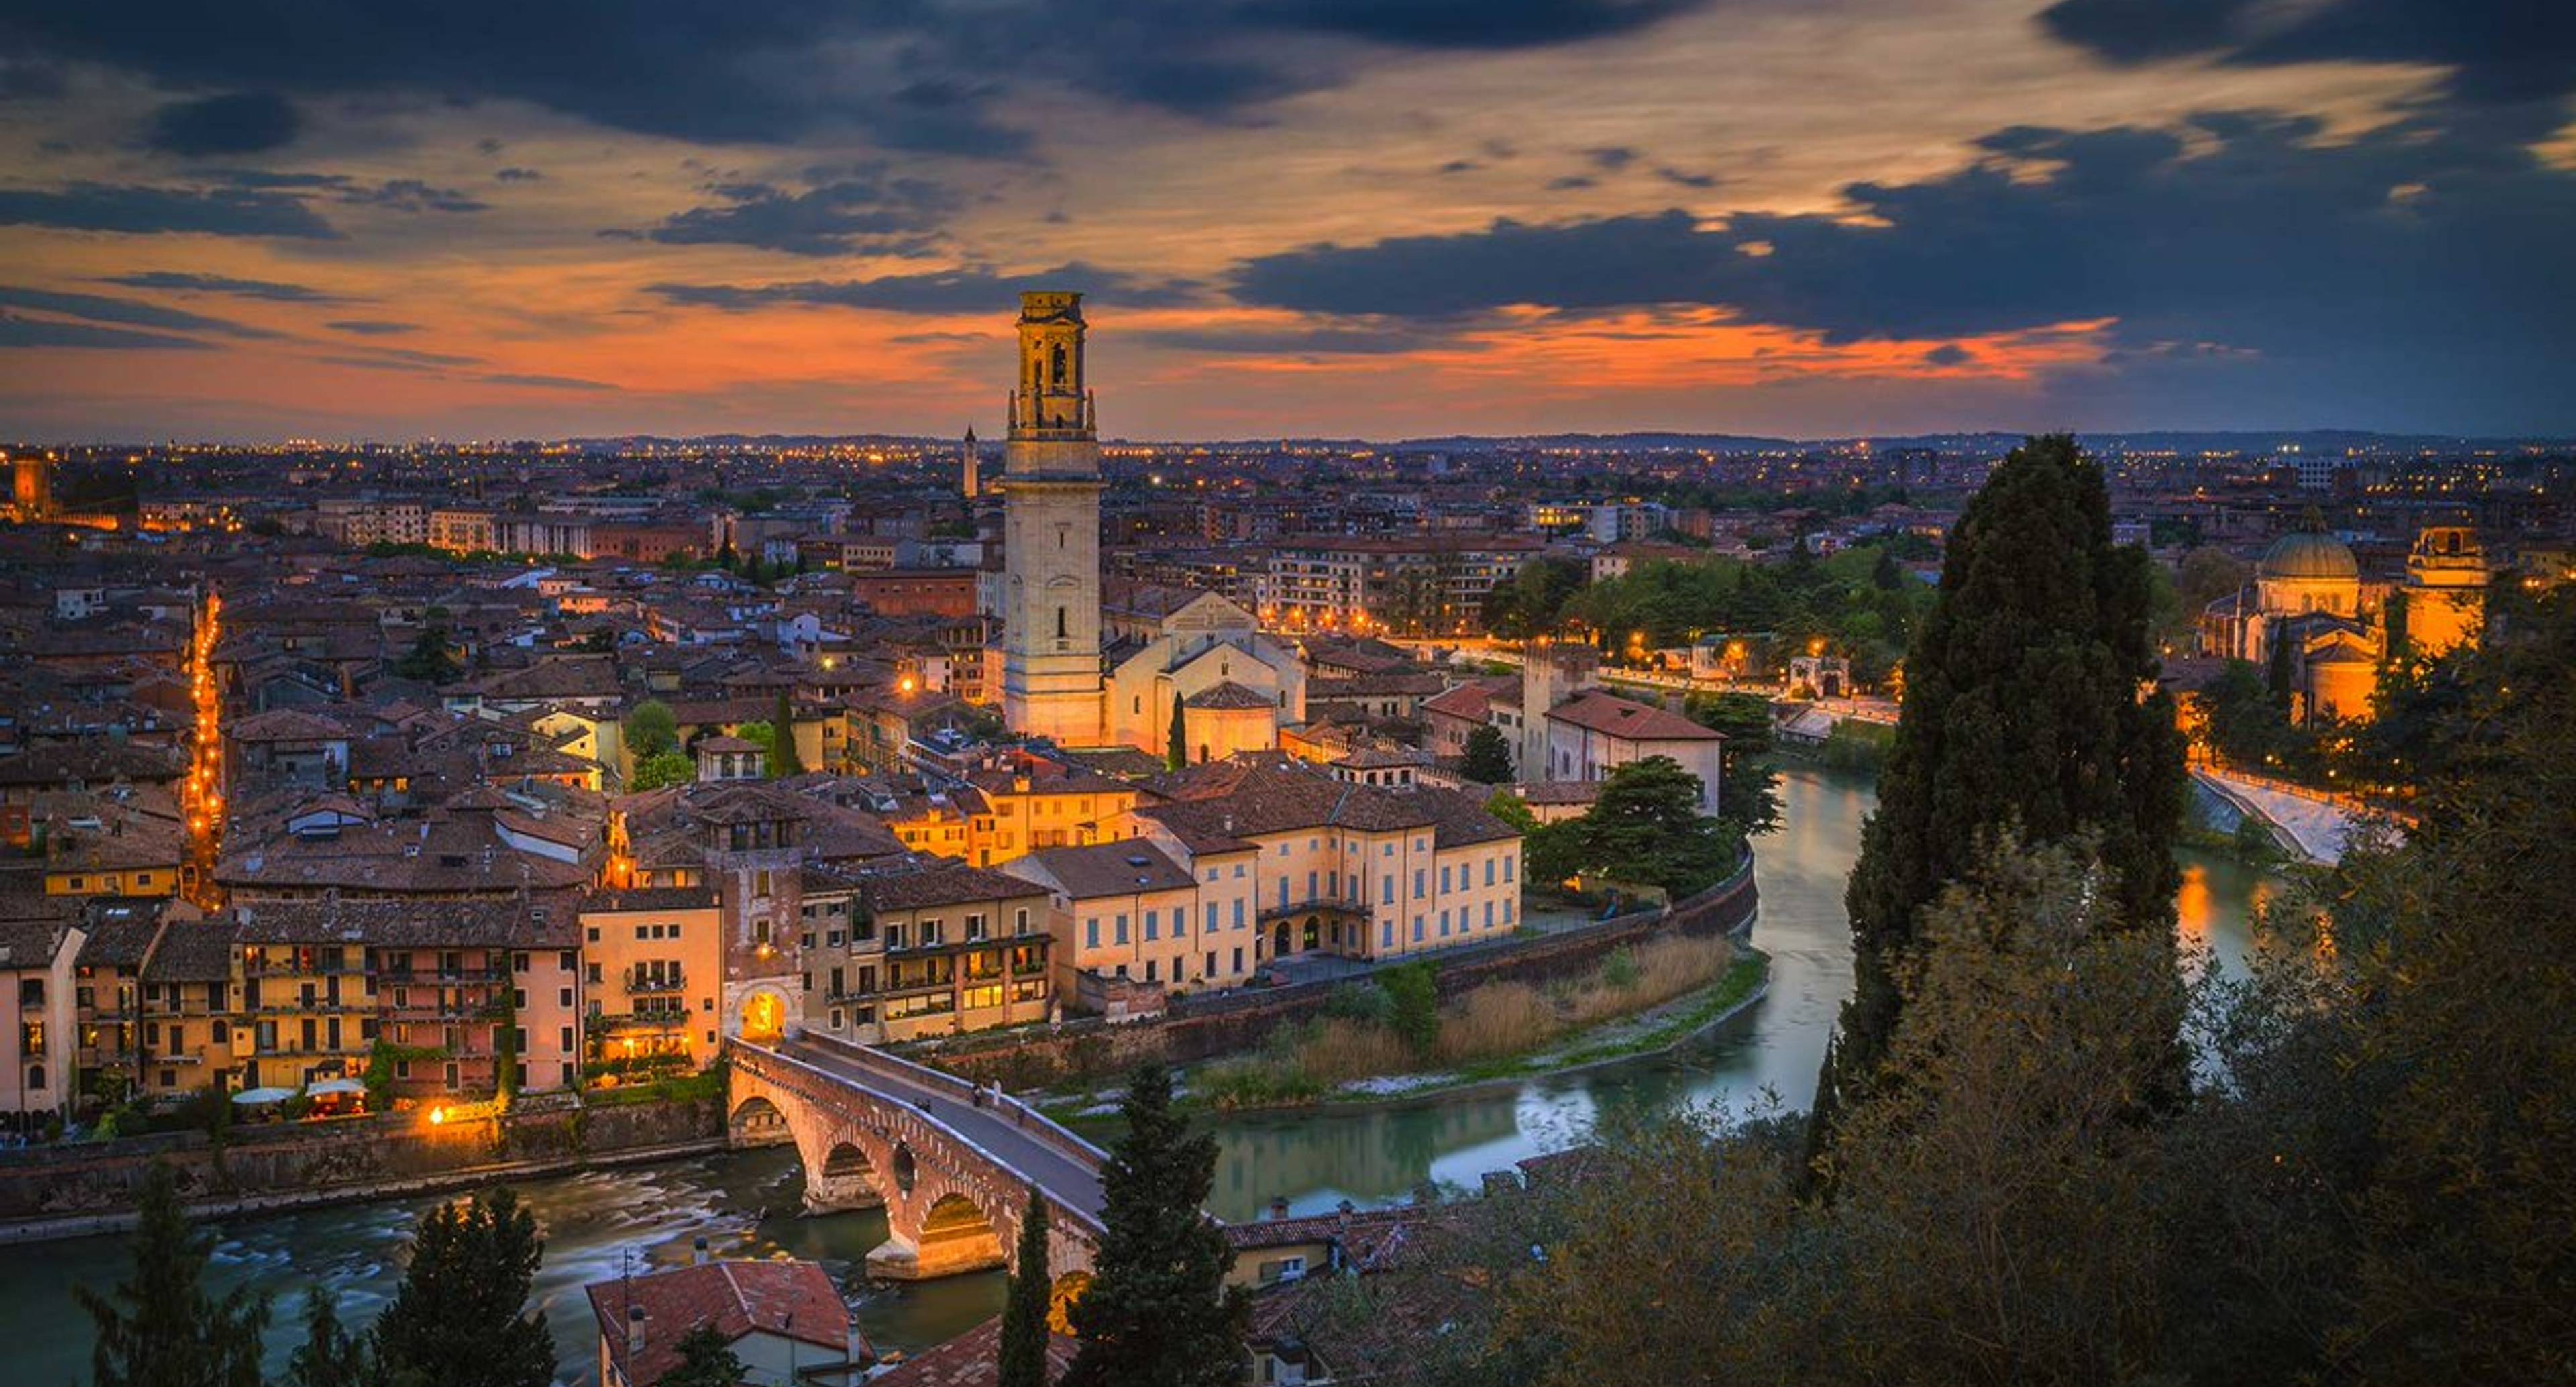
[692,1236,710,1266]
[1269,1195,1290,1221]
[625,1305,646,1357]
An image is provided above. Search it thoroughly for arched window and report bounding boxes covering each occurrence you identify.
[1050,343,1068,386]
[1057,607,1067,640]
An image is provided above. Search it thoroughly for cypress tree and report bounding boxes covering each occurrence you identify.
[999,1186,1053,1387]
[367,1187,554,1387]
[1063,1064,1246,1387]
[76,1162,269,1387]
[286,1287,368,1387]
[1167,691,1187,771]
[1808,435,2186,1168]
[1460,724,1515,784]
[769,688,806,777]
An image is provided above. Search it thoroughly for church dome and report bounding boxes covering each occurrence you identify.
[2259,529,2357,581]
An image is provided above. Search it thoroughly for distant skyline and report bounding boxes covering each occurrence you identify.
[0,1,2569,441]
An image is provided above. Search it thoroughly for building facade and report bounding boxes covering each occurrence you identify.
[998,292,1108,745]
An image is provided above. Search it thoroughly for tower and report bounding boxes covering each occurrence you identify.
[10,451,52,522]
[998,291,1106,744]
[2402,526,2489,658]
[960,425,980,500]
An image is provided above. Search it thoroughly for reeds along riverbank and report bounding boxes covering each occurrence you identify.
[1198,934,1741,1109]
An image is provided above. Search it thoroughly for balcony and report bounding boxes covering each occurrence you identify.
[625,968,686,995]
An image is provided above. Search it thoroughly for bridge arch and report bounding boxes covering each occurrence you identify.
[729,1039,1104,1283]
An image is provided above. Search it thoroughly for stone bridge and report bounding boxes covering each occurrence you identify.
[729,1034,1106,1288]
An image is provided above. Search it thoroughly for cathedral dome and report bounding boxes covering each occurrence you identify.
[2259,529,2358,581]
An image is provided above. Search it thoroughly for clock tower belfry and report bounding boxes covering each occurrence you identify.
[998,291,1106,745]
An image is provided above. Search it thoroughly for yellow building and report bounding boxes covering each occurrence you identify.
[800,863,1055,1044]
[954,754,1136,868]
[41,810,183,901]
[2400,526,2489,659]
[578,888,724,1076]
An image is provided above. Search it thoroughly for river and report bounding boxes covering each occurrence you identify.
[11,767,2279,1384]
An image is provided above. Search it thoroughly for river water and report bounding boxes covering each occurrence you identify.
[11,768,2277,1385]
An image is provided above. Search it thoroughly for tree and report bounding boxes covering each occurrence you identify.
[1568,757,1741,897]
[623,700,678,759]
[1063,1065,1247,1387]
[1811,434,2185,1170]
[1381,963,1439,1056]
[630,751,696,792]
[367,1187,554,1387]
[287,1287,368,1387]
[768,689,806,777]
[1167,691,1187,771]
[392,625,460,685]
[75,1162,268,1387]
[1000,1187,1053,1387]
[654,1326,748,1387]
[1459,724,1515,784]
[1686,691,1781,836]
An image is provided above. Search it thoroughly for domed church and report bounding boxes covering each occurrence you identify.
[2200,514,2491,725]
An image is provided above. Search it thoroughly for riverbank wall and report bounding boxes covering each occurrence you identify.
[0,1091,725,1238]
[898,856,1762,1091]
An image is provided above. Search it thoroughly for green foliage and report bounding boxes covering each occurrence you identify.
[1459,724,1515,784]
[75,1162,269,1387]
[1686,691,1782,835]
[999,1188,1053,1387]
[1559,757,1743,897]
[1554,543,1932,682]
[631,751,696,792]
[1063,1065,1247,1387]
[1381,964,1440,1056]
[1815,435,2186,1166]
[1167,691,1187,771]
[367,1186,554,1387]
[1480,557,1587,639]
[1599,946,1640,991]
[768,689,806,777]
[623,700,678,759]
[1320,980,1397,1028]
[392,624,461,685]
[363,1038,445,1112]
[653,1325,749,1387]
[286,1287,368,1387]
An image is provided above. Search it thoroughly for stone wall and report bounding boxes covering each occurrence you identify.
[908,859,1761,1091]
[0,1093,725,1227]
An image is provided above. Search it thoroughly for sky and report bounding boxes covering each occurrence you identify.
[0,0,2569,443]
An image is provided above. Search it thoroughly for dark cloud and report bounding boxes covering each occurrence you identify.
[478,372,616,390]
[649,262,1203,313]
[1438,159,1482,175]
[1132,321,1444,355]
[0,285,281,339]
[100,270,343,302]
[325,319,420,335]
[1656,165,1717,189]
[146,90,301,156]
[345,178,488,213]
[0,182,340,237]
[0,54,64,99]
[494,167,543,182]
[1547,175,1597,190]
[1258,0,1701,50]
[1230,109,2576,425]
[629,172,957,256]
[2040,0,2576,103]
[0,1,1723,153]
[1923,343,1971,366]
[0,312,213,350]
[1585,146,1639,170]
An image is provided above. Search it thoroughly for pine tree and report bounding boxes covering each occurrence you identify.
[1459,724,1515,784]
[1809,434,2185,1170]
[769,689,806,777]
[1573,756,1740,896]
[286,1287,368,1387]
[1063,1065,1246,1387]
[999,1186,1053,1387]
[1166,691,1187,770]
[76,1162,269,1387]
[367,1187,554,1387]
[653,1325,749,1387]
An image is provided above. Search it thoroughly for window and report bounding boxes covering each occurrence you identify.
[1485,858,1497,887]
[1205,903,1218,933]
[1504,856,1516,883]
[1144,910,1159,942]
[1014,908,1031,935]
[1114,913,1129,945]
[1085,918,1100,950]
[1413,869,1426,898]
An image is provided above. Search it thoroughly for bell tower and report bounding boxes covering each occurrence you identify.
[998,291,1106,745]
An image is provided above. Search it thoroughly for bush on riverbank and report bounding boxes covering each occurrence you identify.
[1196,934,1741,1109]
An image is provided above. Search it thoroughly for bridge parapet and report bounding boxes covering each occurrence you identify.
[794,1030,1112,1170]
[729,1040,1103,1284]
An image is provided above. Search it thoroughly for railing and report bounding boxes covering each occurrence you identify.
[791,1030,1112,1170]
[625,968,686,994]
